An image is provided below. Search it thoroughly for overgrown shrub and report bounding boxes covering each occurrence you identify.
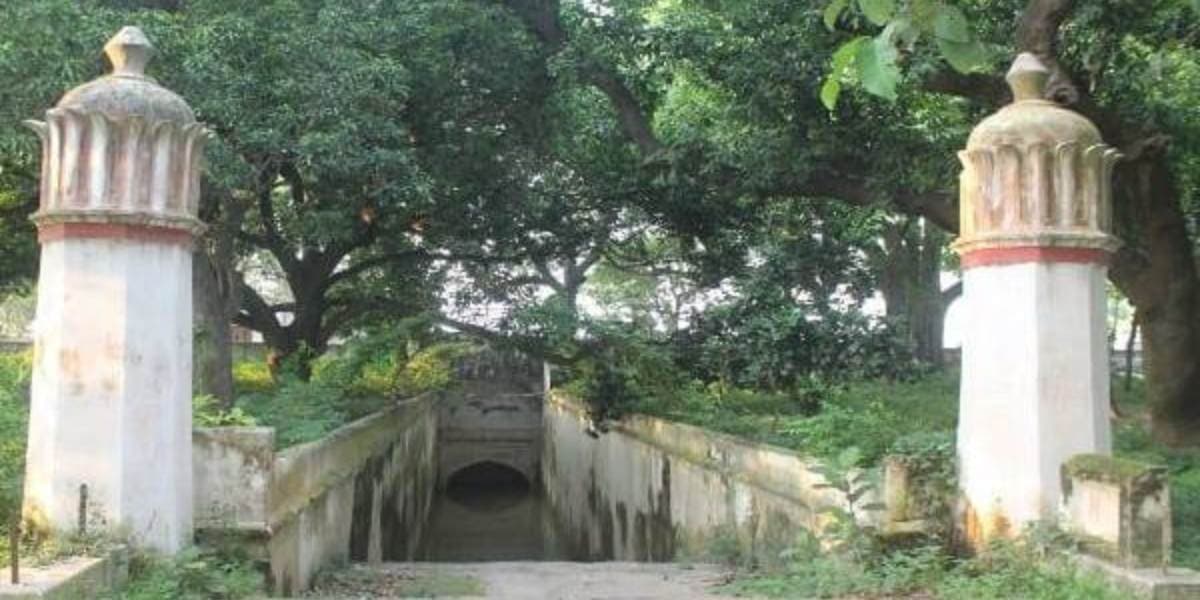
[393,342,478,397]
[107,547,262,600]
[232,360,273,394]
[727,535,1128,599]
[231,334,474,449]
[236,380,346,449]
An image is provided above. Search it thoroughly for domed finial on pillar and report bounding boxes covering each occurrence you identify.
[103,26,153,78]
[1005,52,1051,103]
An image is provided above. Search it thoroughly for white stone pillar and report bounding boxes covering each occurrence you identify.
[954,54,1121,546]
[21,27,207,554]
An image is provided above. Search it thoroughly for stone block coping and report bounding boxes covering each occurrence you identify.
[0,546,128,599]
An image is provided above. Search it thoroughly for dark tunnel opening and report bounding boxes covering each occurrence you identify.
[444,461,532,511]
[417,461,576,561]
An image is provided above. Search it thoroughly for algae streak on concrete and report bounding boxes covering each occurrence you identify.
[542,393,893,565]
[194,394,438,596]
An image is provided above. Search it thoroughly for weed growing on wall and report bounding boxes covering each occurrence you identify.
[193,395,258,428]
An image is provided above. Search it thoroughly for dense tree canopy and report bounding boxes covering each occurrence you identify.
[1,0,1198,443]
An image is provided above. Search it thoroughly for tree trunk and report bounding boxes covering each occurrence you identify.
[878,218,947,366]
[1110,146,1200,446]
[191,184,245,408]
[193,250,235,406]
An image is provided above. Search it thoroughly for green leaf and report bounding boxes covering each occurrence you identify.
[832,36,868,75]
[856,0,894,26]
[820,77,841,110]
[911,0,939,31]
[855,36,900,101]
[824,0,849,31]
[934,5,971,43]
[937,37,989,73]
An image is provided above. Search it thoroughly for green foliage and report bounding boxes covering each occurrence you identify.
[811,446,884,561]
[232,361,274,394]
[637,370,959,466]
[0,350,30,563]
[393,342,479,398]
[236,380,347,450]
[231,332,470,449]
[821,0,993,107]
[888,430,957,532]
[782,401,903,465]
[728,537,1127,599]
[564,325,686,426]
[0,291,33,338]
[193,395,258,428]
[107,547,262,600]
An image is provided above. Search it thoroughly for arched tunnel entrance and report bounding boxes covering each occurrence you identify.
[417,460,574,561]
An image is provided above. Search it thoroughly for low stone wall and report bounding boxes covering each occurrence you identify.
[193,427,274,532]
[542,393,917,565]
[193,394,438,596]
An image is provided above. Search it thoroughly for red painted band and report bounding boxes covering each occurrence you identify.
[38,222,194,247]
[961,246,1110,269]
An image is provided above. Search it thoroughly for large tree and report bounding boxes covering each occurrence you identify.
[488,0,1200,445]
[0,0,552,380]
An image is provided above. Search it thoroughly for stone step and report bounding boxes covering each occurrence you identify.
[303,561,738,599]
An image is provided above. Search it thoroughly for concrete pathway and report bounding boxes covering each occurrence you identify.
[305,561,740,599]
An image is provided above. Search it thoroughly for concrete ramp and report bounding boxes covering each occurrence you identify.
[305,561,737,599]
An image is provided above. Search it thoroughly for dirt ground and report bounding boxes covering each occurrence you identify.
[305,561,741,599]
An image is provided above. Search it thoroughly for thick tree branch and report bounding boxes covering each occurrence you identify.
[234,277,284,342]
[921,70,1008,107]
[325,249,427,288]
[586,68,665,157]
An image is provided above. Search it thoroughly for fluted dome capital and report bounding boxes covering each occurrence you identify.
[954,53,1121,261]
[966,53,1101,151]
[55,27,194,124]
[24,26,207,238]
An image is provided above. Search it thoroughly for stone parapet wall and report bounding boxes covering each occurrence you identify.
[542,393,920,565]
[192,394,438,596]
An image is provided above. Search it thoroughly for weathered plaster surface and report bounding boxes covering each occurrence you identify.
[193,427,274,531]
[0,546,128,599]
[957,261,1111,541]
[24,238,194,552]
[1062,454,1171,570]
[263,395,437,596]
[542,393,905,565]
[438,380,541,487]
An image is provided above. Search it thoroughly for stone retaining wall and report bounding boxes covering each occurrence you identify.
[193,394,438,596]
[542,392,919,565]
